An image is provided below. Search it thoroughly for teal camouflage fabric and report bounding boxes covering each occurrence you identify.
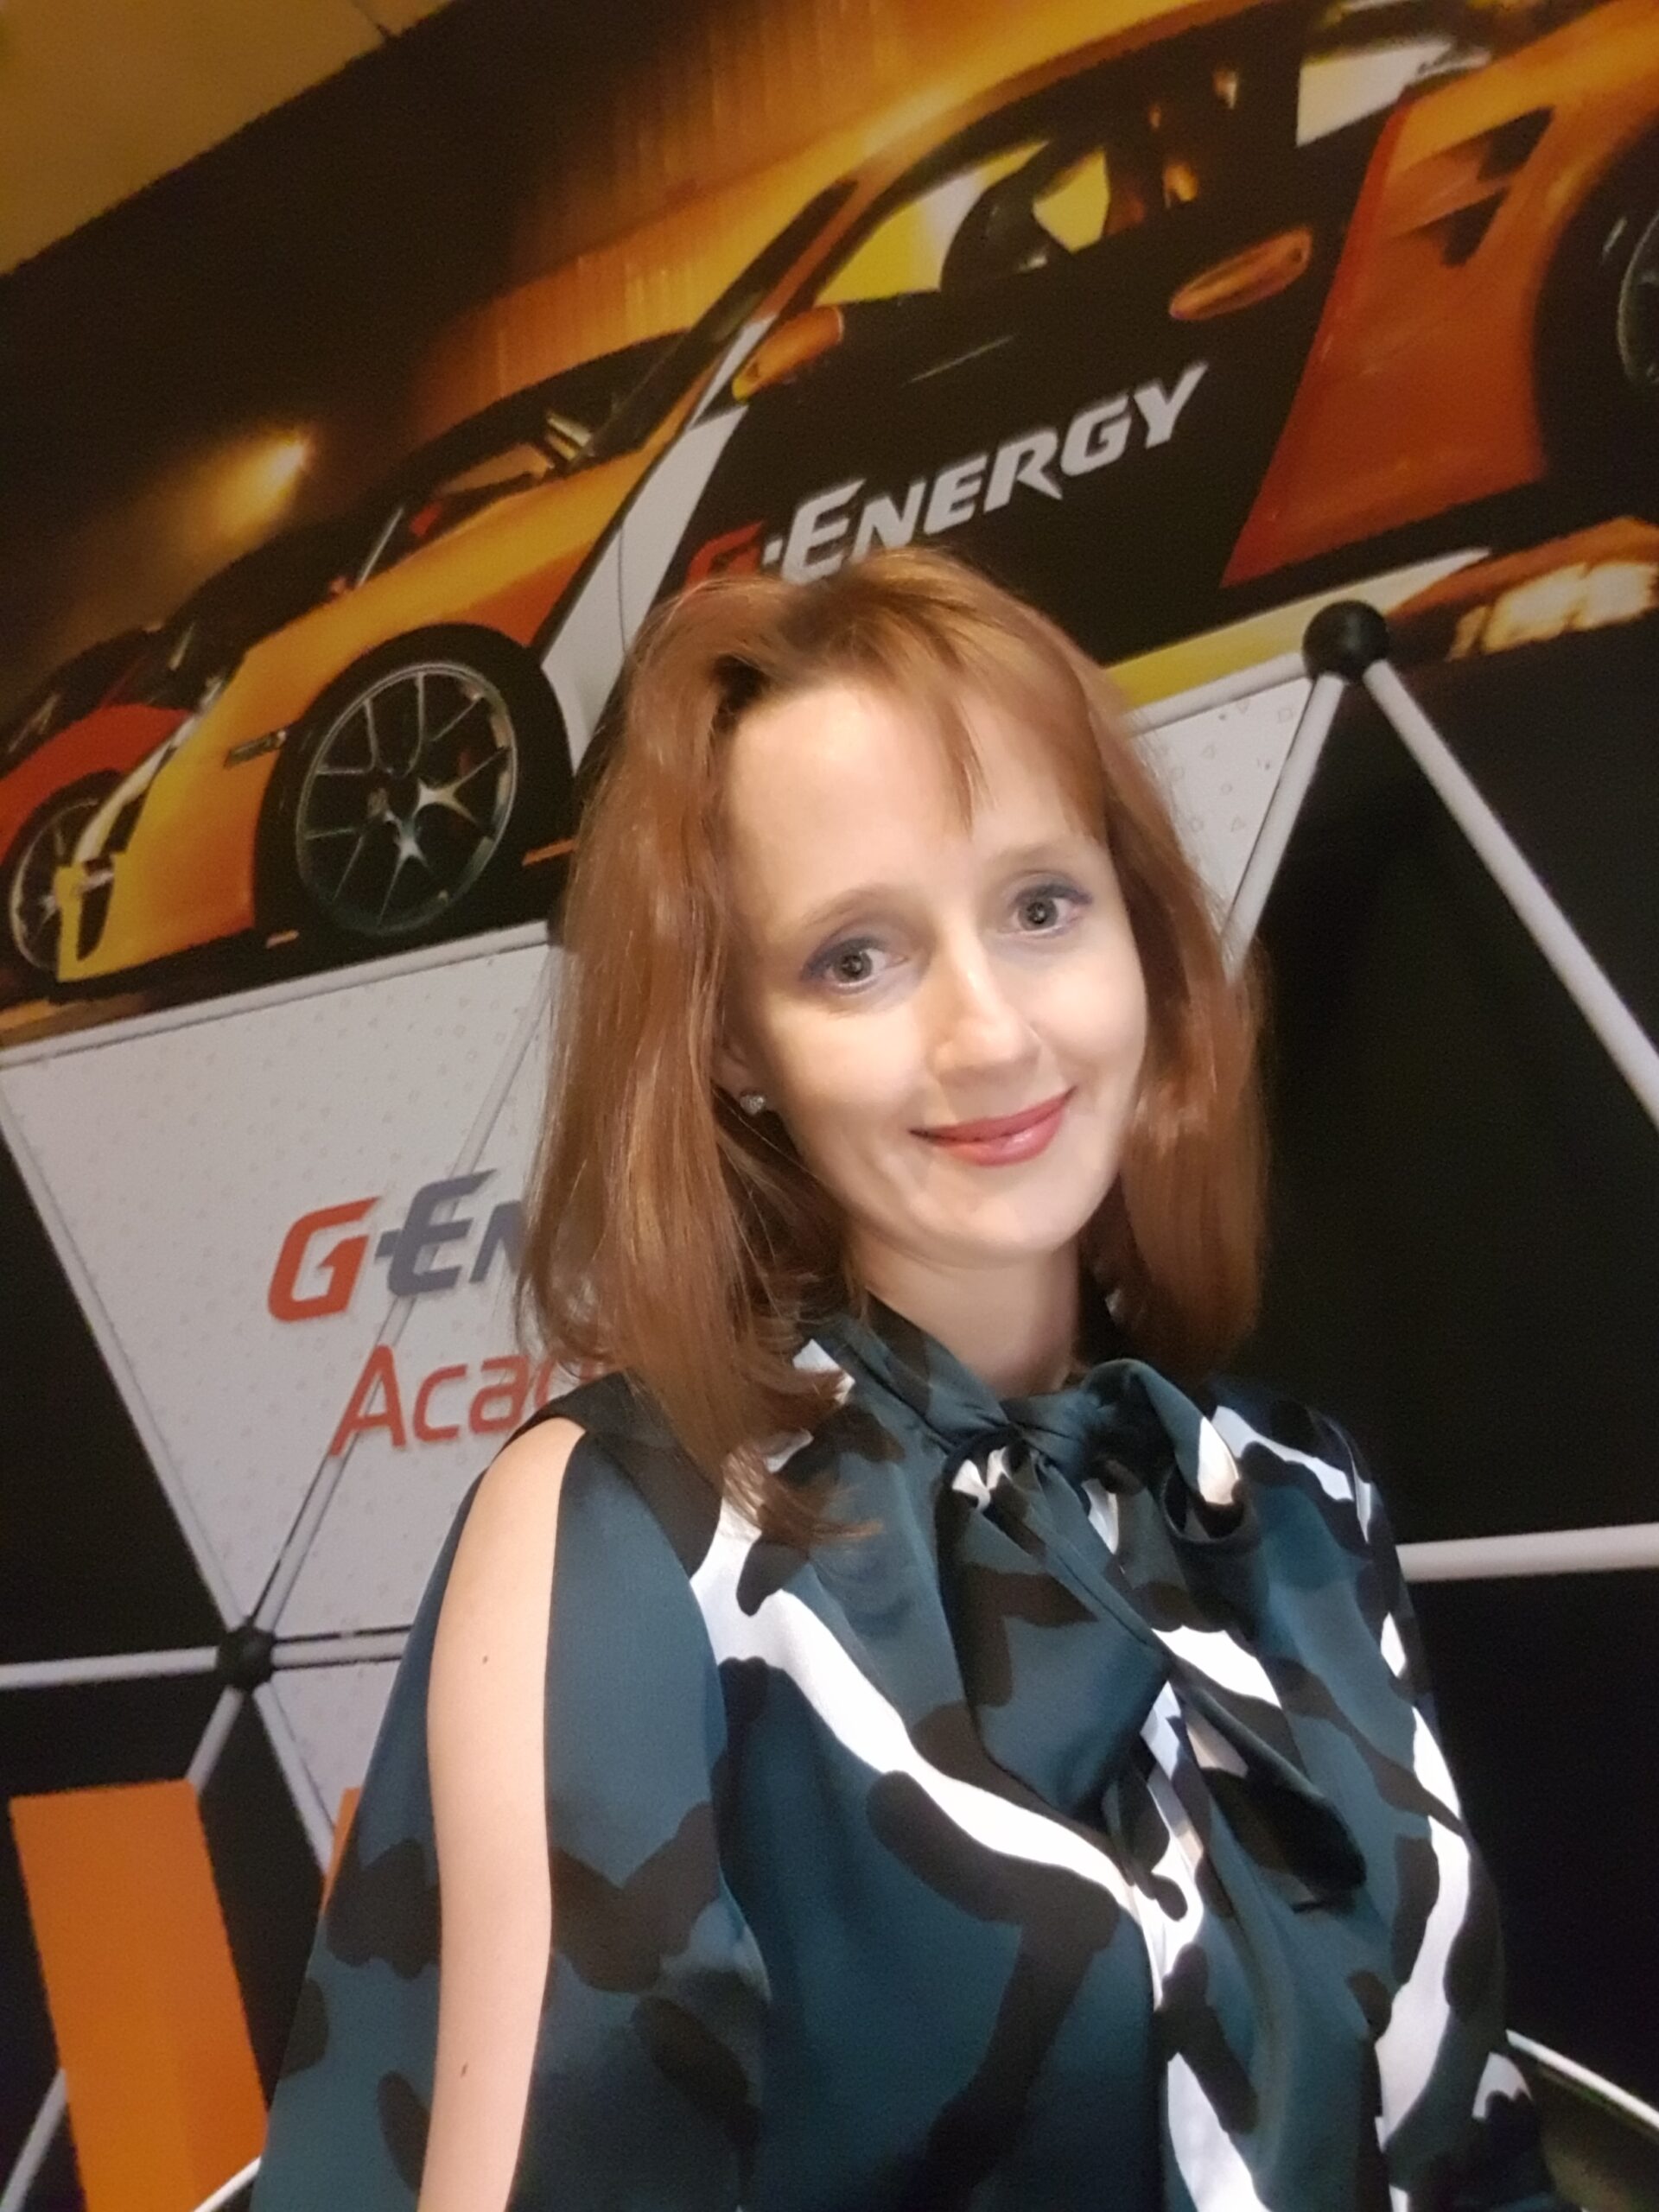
[252,1287,1570,2210]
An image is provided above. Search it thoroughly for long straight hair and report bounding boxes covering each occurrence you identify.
[517,548,1267,1530]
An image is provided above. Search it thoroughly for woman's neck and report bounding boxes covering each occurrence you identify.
[850,1239,1080,1400]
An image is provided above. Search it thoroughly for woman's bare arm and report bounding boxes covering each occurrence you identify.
[419,1416,583,2212]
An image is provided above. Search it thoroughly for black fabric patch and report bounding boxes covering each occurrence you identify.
[867,1771,1120,1951]
[736,1535,809,1615]
[553,1800,721,1993]
[325,1826,440,1980]
[276,1974,328,2078]
[893,1940,1090,2212]
[1155,1943,1259,2138]
[1443,1856,1501,2018]
[635,1993,760,2163]
[1391,1829,1441,1985]
[1109,1754,1187,1921]
[1270,1656,1450,1827]
[1347,1967,1393,2037]
[376,2070,430,2192]
[945,1560,1092,1709]
[606,1433,721,1577]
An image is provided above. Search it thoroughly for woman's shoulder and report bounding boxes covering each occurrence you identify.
[482,1363,728,1583]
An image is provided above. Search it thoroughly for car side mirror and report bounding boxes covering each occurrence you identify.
[732,305,846,400]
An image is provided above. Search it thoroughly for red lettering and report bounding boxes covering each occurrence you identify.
[469,1354,531,1435]
[413,1363,467,1443]
[684,519,765,586]
[329,1344,408,1454]
[269,1198,376,1321]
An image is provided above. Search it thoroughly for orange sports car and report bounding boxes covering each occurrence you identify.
[54,0,1659,983]
[1,521,364,982]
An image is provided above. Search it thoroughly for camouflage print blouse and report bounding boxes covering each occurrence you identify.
[252,1289,1572,2212]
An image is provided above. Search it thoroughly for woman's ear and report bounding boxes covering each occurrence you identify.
[714,1032,764,1104]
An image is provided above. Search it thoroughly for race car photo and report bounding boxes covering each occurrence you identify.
[52,0,1659,992]
[0,520,366,990]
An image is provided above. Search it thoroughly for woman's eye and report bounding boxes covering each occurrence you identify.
[1014,881,1089,933]
[808,938,887,991]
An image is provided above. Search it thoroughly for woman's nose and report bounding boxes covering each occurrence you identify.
[926,939,1037,1079]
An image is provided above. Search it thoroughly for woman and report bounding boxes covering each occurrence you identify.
[254,549,1568,2211]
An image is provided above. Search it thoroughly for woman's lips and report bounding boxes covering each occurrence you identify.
[917,1089,1072,1166]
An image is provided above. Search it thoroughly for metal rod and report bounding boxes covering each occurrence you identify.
[0,920,546,1069]
[1222,671,1348,972]
[186,1685,245,1790]
[0,1646,219,1692]
[186,2153,261,2212]
[0,2072,66,2212]
[274,1630,409,1669]
[251,1681,334,1867]
[1132,650,1307,730]
[1509,2032,1659,2137]
[1401,1520,1659,1582]
[1363,661,1659,1136]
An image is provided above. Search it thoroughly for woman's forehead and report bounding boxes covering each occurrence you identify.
[724,676,1094,843]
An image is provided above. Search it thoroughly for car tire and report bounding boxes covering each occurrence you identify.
[1,774,121,980]
[1538,133,1659,512]
[258,627,571,956]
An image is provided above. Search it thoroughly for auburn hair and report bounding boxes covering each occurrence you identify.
[517,546,1267,1529]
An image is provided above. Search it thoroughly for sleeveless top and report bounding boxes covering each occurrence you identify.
[251,1291,1570,2212]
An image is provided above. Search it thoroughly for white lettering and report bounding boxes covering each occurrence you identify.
[782,478,862,581]
[985,429,1063,512]
[1134,362,1208,448]
[924,452,988,536]
[1060,397,1129,476]
[853,478,925,558]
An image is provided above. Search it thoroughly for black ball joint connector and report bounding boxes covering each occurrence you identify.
[1301,600,1393,683]
[216,1620,276,1690]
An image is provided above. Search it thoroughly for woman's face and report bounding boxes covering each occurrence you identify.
[716,678,1148,1292]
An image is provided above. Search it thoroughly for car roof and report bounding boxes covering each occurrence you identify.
[830,0,1319,204]
[376,331,683,502]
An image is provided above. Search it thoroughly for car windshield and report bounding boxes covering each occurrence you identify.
[366,433,578,575]
[108,522,359,712]
[584,181,855,461]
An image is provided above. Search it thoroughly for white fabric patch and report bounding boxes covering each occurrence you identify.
[1197,1417,1242,1507]
[1082,1474,1120,1555]
[1156,1623,1280,1711]
[1167,2055,1272,2211]
[1474,2050,1530,2116]
[1376,1789,1471,2139]
[1380,1613,1408,1679]
[1211,1405,1351,1502]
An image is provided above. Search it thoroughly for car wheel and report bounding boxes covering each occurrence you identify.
[2,776,119,977]
[264,629,570,953]
[1539,136,1659,508]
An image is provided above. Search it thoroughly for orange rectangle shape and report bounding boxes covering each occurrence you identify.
[10,1777,266,2212]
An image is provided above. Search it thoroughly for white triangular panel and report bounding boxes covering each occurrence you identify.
[1138,676,1313,920]
[0,936,552,1624]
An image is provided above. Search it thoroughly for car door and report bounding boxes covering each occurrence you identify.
[668,0,1387,663]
